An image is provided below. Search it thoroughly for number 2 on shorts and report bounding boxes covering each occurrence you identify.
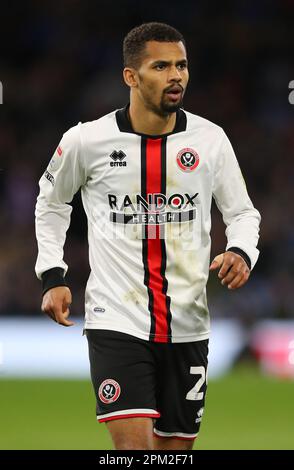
[186,366,206,401]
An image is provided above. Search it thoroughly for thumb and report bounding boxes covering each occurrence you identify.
[209,253,224,271]
[62,297,74,324]
[53,306,74,326]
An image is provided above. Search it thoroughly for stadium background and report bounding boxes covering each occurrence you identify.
[0,0,294,450]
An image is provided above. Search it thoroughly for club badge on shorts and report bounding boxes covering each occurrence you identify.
[176,148,200,172]
[98,379,121,404]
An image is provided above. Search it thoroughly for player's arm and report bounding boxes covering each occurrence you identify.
[35,123,86,325]
[210,130,261,289]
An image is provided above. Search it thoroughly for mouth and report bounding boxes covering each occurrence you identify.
[165,85,183,101]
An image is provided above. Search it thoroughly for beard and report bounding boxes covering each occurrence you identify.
[160,94,184,114]
[140,86,185,117]
[144,93,184,117]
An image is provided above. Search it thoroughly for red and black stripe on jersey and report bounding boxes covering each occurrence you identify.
[141,137,172,343]
[116,105,187,343]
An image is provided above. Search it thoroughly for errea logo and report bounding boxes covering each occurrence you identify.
[110,150,127,167]
[195,407,204,423]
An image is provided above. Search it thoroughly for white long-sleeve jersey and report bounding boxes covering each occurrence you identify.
[35,106,260,343]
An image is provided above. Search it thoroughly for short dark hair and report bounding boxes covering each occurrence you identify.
[123,22,186,69]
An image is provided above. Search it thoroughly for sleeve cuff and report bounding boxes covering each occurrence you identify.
[41,267,68,296]
[226,247,251,270]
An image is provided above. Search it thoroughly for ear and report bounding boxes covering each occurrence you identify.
[123,67,138,88]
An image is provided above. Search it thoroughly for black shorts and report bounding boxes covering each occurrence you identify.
[86,329,208,440]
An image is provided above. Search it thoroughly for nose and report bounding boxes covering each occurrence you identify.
[168,65,182,82]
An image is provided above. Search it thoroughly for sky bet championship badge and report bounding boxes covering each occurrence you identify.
[176,147,200,172]
[98,379,121,404]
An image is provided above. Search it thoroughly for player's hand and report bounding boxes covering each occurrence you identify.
[41,286,74,326]
[209,252,250,290]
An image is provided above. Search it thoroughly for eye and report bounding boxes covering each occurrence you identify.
[177,63,187,70]
[154,64,166,71]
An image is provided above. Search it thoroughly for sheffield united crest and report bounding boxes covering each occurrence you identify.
[176,148,200,172]
[98,379,121,404]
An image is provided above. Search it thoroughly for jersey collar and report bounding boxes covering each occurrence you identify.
[115,104,187,138]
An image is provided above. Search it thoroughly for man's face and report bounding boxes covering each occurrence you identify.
[135,41,189,116]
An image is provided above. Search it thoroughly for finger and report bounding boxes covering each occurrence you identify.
[209,253,224,271]
[62,297,72,318]
[218,255,234,279]
[231,270,250,290]
[63,308,71,320]
[209,260,219,271]
[227,271,245,289]
[54,308,74,327]
[62,306,74,323]
[221,262,244,286]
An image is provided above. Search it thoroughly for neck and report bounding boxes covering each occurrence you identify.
[128,100,177,135]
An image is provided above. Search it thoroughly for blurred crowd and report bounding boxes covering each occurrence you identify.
[0,0,293,323]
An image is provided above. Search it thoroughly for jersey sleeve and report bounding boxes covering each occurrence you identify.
[35,123,86,280]
[212,130,261,269]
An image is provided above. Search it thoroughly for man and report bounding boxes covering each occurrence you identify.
[35,22,260,450]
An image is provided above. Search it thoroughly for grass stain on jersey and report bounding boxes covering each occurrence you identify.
[124,289,146,307]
